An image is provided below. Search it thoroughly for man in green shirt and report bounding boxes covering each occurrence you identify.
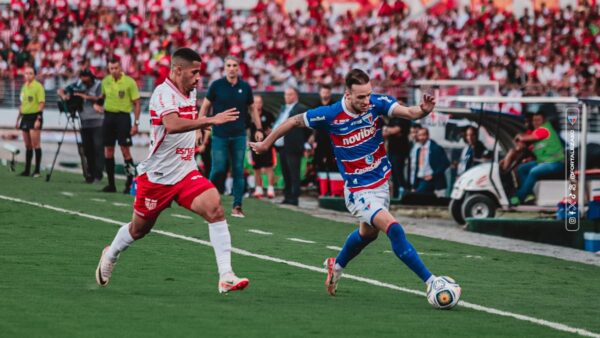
[100,59,141,193]
[15,66,45,177]
[511,112,565,205]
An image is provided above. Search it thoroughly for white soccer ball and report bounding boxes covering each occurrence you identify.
[426,276,461,310]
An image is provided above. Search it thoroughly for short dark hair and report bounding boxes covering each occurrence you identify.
[411,123,422,129]
[172,48,202,63]
[108,58,120,65]
[345,69,370,89]
[320,84,332,91]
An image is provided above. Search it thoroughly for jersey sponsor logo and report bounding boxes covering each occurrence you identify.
[145,198,158,210]
[118,90,125,98]
[310,115,326,122]
[191,175,202,180]
[333,118,350,125]
[365,154,374,164]
[353,157,382,175]
[342,126,376,146]
[175,147,195,161]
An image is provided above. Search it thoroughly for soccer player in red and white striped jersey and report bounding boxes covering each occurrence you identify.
[95,48,249,294]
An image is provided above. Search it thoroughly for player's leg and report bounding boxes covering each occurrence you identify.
[30,125,42,177]
[102,115,117,192]
[230,135,246,216]
[371,209,434,284]
[118,114,135,194]
[265,166,275,198]
[20,130,32,176]
[96,214,157,286]
[183,184,249,293]
[253,166,264,198]
[325,221,378,295]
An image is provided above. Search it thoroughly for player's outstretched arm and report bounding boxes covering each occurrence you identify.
[163,108,239,134]
[249,114,306,154]
[390,94,436,120]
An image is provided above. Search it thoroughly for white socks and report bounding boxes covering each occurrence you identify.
[425,275,437,285]
[106,223,135,263]
[334,263,344,272]
[209,220,233,278]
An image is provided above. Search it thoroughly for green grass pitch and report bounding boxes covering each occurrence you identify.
[0,167,599,338]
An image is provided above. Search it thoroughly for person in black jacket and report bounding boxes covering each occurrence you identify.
[272,87,308,205]
[457,126,487,176]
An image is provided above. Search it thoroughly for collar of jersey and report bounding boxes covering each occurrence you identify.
[341,96,360,119]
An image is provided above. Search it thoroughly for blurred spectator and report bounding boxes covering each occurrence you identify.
[407,123,421,190]
[411,127,450,194]
[383,116,410,198]
[249,94,276,199]
[511,112,565,205]
[456,126,487,176]
[273,87,308,206]
[3,2,600,95]
[200,56,263,218]
[311,84,337,174]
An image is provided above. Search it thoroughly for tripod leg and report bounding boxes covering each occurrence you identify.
[73,117,89,179]
[46,120,71,182]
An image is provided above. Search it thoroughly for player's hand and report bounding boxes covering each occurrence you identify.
[33,119,41,130]
[211,108,239,125]
[130,124,138,136]
[254,130,264,142]
[424,175,433,181]
[93,103,104,113]
[420,94,436,114]
[197,143,206,153]
[249,141,268,154]
[73,92,87,100]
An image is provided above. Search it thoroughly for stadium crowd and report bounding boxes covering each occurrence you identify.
[1,0,600,96]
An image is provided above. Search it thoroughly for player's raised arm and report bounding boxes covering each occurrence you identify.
[163,108,239,134]
[390,94,436,120]
[249,113,306,154]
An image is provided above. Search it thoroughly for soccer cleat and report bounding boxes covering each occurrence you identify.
[18,170,30,177]
[31,172,41,178]
[267,186,275,199]
[231,206,245,218]
[324,257,342,296]
[95,246,115,287]
[102,185,117,193]
[218,272,250,293]
[252,190,264,199]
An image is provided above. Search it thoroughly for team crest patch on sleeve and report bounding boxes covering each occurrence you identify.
[145,198,158,210]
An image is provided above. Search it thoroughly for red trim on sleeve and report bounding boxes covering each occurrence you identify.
[532,127,550,141]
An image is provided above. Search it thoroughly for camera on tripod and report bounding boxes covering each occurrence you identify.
[57,82,87,118]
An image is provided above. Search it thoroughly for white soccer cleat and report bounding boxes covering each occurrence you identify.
[324,257,342,296]
[218,272,250,293]
[95,246,115,287]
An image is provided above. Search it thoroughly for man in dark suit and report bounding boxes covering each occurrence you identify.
[273,87,308,205]
[411,127,450,194]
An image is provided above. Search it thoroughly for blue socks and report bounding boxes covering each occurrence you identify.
[335,229,375,268]
[386,223,432,282]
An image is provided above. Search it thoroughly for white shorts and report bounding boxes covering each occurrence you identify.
[344,182,390,225]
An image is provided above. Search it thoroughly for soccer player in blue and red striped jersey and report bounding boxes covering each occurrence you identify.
[250,69,443,296]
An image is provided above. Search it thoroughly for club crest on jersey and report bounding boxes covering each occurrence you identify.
[118,90,125,98]
[145,198,158,210]
[361,114,373,125]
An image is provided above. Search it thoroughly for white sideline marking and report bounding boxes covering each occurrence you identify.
[287,238,315,244]
[465,255,484,259]
[91,198,106,203]
[248,229,273,235]
[60,192,74,197]
[172,214,193,220]
[112,202,129,207]
[0,194,598,338]
[326,246,342,251]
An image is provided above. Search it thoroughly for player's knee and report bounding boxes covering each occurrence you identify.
[205,205,225,223]
[129,225,151,240]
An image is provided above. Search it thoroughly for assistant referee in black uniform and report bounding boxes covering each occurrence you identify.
[100,59,141,193]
